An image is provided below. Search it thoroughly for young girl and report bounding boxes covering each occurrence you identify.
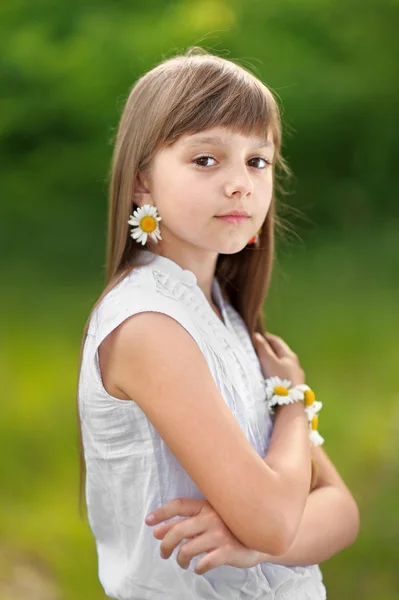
[76,47,359,600]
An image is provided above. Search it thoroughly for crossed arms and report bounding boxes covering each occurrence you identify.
[256,444,360,566]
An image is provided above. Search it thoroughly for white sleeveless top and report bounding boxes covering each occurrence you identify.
[78,250,327,600]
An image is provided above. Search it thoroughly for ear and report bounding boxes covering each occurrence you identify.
[133,172,152,208]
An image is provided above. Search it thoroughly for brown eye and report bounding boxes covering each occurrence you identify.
[193,156,216,168]
[248,157,272,169]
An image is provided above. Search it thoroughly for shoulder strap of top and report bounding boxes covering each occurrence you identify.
[87,266,206,356]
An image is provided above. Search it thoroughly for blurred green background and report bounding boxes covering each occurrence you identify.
[1,0,398,598]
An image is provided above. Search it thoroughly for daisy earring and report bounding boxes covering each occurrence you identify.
[128,204,162,246]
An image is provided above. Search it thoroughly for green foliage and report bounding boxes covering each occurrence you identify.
[1,1,398,597]
[1,0,399,279]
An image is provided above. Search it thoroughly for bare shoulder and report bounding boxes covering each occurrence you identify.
[97,309,288,555]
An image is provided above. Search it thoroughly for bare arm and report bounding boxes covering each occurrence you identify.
[257,445,360,566]
[109,312,312,556]
[261,402,313,550]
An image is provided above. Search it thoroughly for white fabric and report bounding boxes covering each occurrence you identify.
[78,250,327,600]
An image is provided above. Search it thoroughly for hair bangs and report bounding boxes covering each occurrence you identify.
[159,59,281,147]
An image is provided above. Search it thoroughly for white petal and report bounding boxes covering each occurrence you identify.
[290,389,305,401]
[281,379,293,389]
[305,407,314,420]
[295,384,311,392]
[266,376,279,388]
[150,230,162,243]
[272,394,290,406]
[264,381,274,392]
[131,228,143,239]
[309,430,325,446]
[305,401,323,420]
[304,406,312,419]
[135,229,146,243]
[267,376,292,390]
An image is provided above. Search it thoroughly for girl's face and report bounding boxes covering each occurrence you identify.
[139,125,275,256]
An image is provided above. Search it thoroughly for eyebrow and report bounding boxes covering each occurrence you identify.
[183,135,275,149]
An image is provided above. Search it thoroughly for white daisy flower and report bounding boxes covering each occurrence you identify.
[295,384,323,422]
[309,413,325,446]
[128,205,162,245]
[304,400,323,422]
[265,379,325,445]
[265,376,305,411]
[310,430,325,446]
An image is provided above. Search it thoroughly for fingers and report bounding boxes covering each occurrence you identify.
[145,497,204,526]
[159,516,206,559]
[265,332,297,359]
[253,331,297,360]
[176,531,218,570]
[147,499,232,574]
[195,548,227,575]
[252,333,276,358]
[153,521,176,539]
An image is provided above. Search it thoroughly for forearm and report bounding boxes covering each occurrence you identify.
[262,403,312,545]
[265,403,312,486]
[256,483,360,566]
[257,444,360,566]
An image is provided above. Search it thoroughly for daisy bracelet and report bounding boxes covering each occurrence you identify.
[265,376,325,447]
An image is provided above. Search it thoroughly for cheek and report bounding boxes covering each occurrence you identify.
[259,176,273,203]
[154,170,214,220]
[253,179,273,222]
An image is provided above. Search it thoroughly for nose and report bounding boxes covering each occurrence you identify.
[224,166,253,198]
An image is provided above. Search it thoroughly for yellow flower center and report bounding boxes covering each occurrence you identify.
[140,216,157,233]
[304,389,315,406]
[311,415,318,430]
[274,386,289,396]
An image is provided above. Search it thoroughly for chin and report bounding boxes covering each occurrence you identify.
[217,240,251,255]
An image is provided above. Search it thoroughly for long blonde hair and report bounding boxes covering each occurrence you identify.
[76,46,318,517]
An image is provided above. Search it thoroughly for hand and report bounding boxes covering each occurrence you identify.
[252,331,305,386]
[145,498,260,574]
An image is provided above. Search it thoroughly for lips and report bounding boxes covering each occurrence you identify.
[215,215,249,224]
[217,210,249,217]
